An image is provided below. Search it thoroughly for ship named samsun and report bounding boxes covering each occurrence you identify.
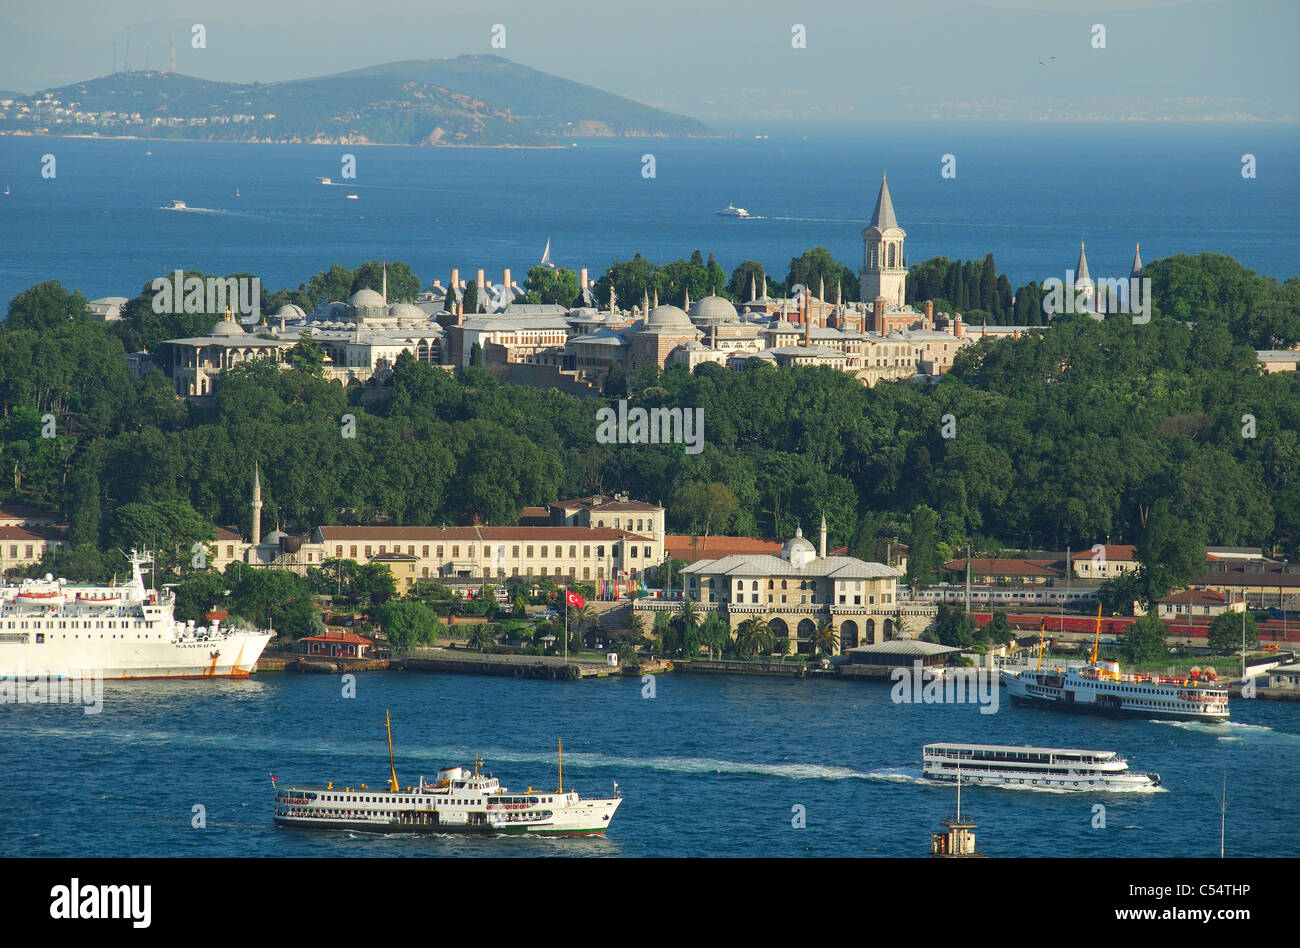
[0,551,273,679]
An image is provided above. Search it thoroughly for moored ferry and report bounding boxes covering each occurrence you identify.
[273,713,622,837]
[923,743,1160,791]
[1001,610,1229,721]
[0,550,273,679]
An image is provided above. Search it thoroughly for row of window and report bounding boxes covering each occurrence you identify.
[326,543,655,560]
[7,619,149,629]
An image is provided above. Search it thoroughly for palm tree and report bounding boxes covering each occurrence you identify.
[673,598,703,657]
[569,603,591,644]
[735,616,773,658]
[466,625,499,652]
[810,617,840,657]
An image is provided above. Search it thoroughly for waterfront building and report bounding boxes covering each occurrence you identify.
[210,474,665,584]
[674,518,903,653]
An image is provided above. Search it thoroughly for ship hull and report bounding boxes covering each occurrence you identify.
[1,633,273,680]
[272,815,610,836]
[1006,687,1227,722]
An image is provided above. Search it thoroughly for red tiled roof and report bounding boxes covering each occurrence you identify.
[1158,589,1227,605]
[0,525,68,541]
[215,526,243,541]
[1070,544,1137,561]
[302,630,373,645]
[667,535,784,563]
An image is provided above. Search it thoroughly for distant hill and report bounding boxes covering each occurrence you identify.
[0,55,713,146]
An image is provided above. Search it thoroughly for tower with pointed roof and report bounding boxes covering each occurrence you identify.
[1129,243,1143,281]
[251,462,263,549]
[859,172,907,309]
[1074,241,1095,309]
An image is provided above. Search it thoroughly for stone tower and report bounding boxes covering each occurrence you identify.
[859,172,907,309]
[251,462,263,548]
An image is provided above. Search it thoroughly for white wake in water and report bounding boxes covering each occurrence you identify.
[1151,720,1299,742]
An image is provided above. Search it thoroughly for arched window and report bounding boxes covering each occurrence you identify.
[887,244,896,268]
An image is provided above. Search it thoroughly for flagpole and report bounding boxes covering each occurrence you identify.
[564,588,569,663]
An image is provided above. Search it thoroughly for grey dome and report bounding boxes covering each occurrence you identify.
[691,295,739,322]
[209,319,247,337]
[645,303,694,331]
[349,288,385,308]
[781,527,816,559]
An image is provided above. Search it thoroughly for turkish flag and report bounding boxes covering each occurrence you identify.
[566,590,585,608]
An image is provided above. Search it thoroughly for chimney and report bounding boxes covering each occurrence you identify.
[954,314,963,337]
[503,268,511,290]
[803,295,811,347]
[580,268,589,290]
[450,268,459,293]
[819,513,827,559]
[477,268,485,292]
[925,300,934,328]
[874,298,885,332]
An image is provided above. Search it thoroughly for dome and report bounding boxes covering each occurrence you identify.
[645,303,694,331]
[209,319,248,337]
[276,303,306,320]
[690,295,739,322]
[263,529,287,545]
[387,302,425,319]
[349,288,385,308]
[781,527,816,562]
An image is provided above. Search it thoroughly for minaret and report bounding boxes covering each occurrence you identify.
[683,287,691,312]
[819,513,827,559]
[653,287,659,308]
[1129,242,1143,280]
[642,289,650,316]
[749,273,756,303]
[1074,241,1095,308]
[382,262,388,305]
[762,273,768,299]
[859,172,907,309]
[251,463,263,548]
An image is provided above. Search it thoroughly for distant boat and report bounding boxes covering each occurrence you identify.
[162,199,187,210]
[235,188,240,198]
[145,150,152,156]
[345,194,358,200]
[3,185,8,196]
[540,239,555,268]
[716,203,751,219]
[316,176,332,185]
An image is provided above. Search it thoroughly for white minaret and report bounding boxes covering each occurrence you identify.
[1074,241,1095,309]
[859,172,907,309]
[251,462,263,548]
[819,513,827,559]
[381,262,388,305]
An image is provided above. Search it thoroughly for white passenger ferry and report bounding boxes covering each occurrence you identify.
[923,743,1160,791]
[0,551,273,679]
[274,714,622,837]
[1002,610,1229,721]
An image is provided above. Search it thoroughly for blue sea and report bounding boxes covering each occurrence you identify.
[2,671,1297,858]
[0,122,1297,310]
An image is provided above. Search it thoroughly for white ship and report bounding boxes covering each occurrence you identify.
[161,199,187,210]
[923,743,1160,791]
[274,714,622,837]
[0,551,273,680]
[715,203,750,218]
[1001,610,1229,721]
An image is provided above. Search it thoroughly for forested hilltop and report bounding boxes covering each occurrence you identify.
[2,251,1299,617]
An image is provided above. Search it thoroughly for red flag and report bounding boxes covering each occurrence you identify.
[566,590,585,608]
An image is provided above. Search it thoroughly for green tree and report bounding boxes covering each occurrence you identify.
[1207,610,1257,656]
[375,600,442,649]
[1121,613,1170,664]
[524,266,580,306]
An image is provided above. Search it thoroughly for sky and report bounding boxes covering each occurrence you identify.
[0,0,1295,122]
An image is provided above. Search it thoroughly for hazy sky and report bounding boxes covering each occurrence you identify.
[1,0,1295,122]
